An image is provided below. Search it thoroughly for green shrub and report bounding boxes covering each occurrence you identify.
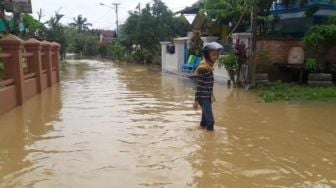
[218,53,238,69]
[189,31,203,57]
[129,49,143,63]
[304,58,318,72]
[218,53,238,82]
[108,44,126,60]
[303,16,336,70]
[99,43,126,61]
[303,24,336,47]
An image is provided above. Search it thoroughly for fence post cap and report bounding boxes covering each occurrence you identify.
[25,38,41,44]
[0,34,24,45]
[41,40,52,47]
[51,42,61,49]
[24,38,41,47]
[51,41,61,46]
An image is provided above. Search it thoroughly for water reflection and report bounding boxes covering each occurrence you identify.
[0,86,62,186]
[0,60,335,187]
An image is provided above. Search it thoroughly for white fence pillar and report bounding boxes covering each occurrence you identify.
[160,41,170,72]
[173,38,188,74]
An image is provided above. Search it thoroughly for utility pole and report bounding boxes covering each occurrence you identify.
[137,2,141,14]
[112,2,120,36]
[37,8,45,22]
[249,0,258,88]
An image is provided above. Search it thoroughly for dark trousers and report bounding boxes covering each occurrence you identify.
[199,99,214,131]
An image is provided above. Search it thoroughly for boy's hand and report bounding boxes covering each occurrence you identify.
[193,101,199,110]
[211,95,216,103]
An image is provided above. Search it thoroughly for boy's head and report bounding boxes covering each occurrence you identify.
[203,42,223,64]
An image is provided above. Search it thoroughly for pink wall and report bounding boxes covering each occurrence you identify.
[23,78,38,101]
[41,73,48,91]
[52,70,57,85]
[0,85,17,114]
[0,35,61,115]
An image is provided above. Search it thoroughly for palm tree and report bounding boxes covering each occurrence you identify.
[70,15,92,32]
[48,11,64,29]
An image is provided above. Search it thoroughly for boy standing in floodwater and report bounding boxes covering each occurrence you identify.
[193,42,223,131]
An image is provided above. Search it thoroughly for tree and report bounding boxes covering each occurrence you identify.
[204,0,314,87]
[64,26,82,53]
[303,16,336,70]
[47,10,64,29]
[189,31,203,56]
[120,0,189,64]
[204,0,254,37]
[70,15,92,32]
[45,10,66,58]
[203,0,319,38]
[120,12,140,53]
[21,14,44,38]
[64,26,101,57]
[36,8,44,22]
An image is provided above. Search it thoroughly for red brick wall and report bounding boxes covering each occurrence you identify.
[327,46,336,64]
[257,40,304,64]
[255,39,336,81]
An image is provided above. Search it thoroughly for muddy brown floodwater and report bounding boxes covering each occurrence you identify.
[0,60,336,188]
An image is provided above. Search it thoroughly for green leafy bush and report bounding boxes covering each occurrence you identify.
[219,39,249,86]
[108,44,126,60]
[304,24,336,47]
[99,43,126,60]
[304,58,318,72]
[218,53,238,83]
[218,53,238,69]
[189,31,203,57]
[303,16,336,70]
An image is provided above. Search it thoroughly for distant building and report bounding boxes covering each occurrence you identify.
[0,0,32,33]
[99,30,117,44]
[270,0,336,37]
[2,0,32,13]
[271,0,336,20]
[176,0,230,41]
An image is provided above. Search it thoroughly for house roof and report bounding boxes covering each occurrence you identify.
[192,13,209,30]
[2,0,32,13]
[99,30,116,38]
[175,0,204,15]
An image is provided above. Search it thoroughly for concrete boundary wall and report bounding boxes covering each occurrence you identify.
[0,35,61,115]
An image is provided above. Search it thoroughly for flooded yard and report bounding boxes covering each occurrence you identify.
[0,60,336,187]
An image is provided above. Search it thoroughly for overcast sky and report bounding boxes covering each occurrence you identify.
[31,0,198,30]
